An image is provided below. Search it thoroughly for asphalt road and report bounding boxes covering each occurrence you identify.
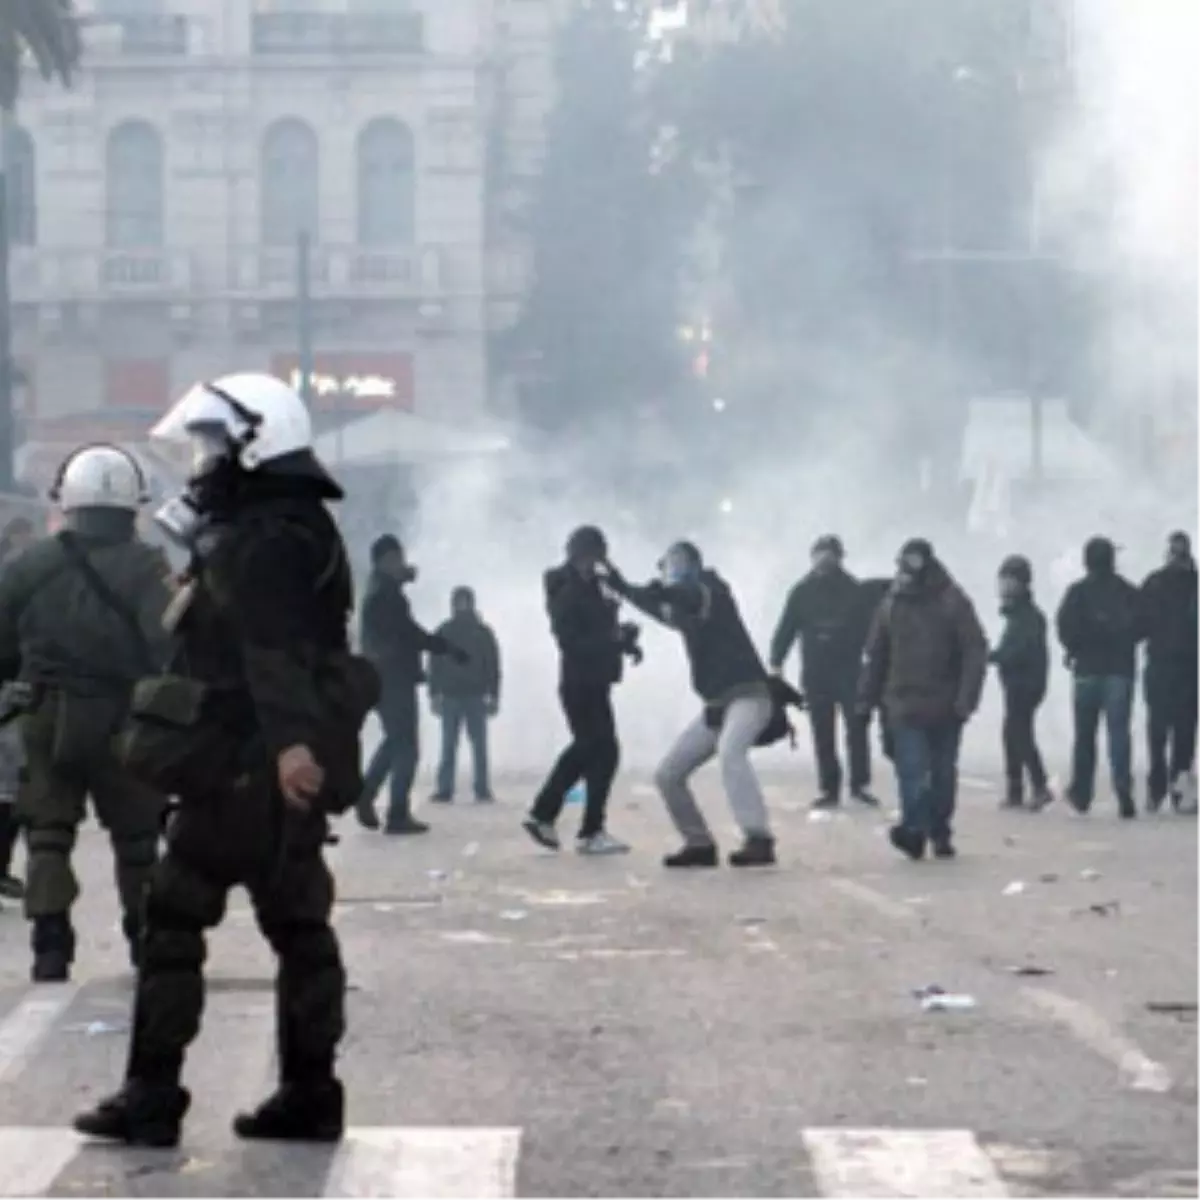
[0,767,1195,1198]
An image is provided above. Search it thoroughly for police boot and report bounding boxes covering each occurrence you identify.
[233,1079,345,1143]
[31,914,76,983]
[74,1081,190,1148]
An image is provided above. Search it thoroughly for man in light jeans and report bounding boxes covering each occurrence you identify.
[654,692,774,866]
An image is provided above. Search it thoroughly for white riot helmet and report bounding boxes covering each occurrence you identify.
[50,444,149,513]
[150,372,313,474]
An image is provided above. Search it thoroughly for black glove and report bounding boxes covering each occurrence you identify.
[619,621,643,665]
[600,560,628,592]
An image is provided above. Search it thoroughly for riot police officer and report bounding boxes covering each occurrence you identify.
[0,445,170,981]
[75,373,365,1148]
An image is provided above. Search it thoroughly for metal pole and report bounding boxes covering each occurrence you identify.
[297,228,313,406]
[0,113,14,492]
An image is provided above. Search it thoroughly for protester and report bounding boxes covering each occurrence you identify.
[607,541,777,868]
[1056,536,1143,819]
[769,535,878,809]
[859,539,988,860]
[989,554,1053,811]
[429,586,501,804]
[1140,531,1198,813]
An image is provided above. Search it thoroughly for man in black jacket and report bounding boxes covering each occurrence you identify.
[357,535,465,835]
[1140,531,1198,813]
[522,526,636,855]
[769,536,878,809]
[429,586,501,803]
[990,555,1052,811]
[1056,536,1144,818]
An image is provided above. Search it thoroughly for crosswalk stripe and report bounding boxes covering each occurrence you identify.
[323,1127,522,1198]
[0,987,79,1083]
[0,1128,84,1198]
[802,1128,1009,1198]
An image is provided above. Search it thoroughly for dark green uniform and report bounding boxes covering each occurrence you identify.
[91,481,357,1145]
[0,518,171,975]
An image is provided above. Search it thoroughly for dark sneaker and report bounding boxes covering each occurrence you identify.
[355,803,380,831]
[1028,787,1055,813]
[521,817,560,850]
[851,788,880,808]
[74,1082,191,1148]
[474,793,496,804]
[663,843,719,869]
[233,1080,344,1143]
[729,836,776,868]
[811,794,840,811]
[1064,788,1091,814]
[1117,793,1137,820]
[0,873,24,901]
[384,817,430,836]
[1147,792,1166,814]
[932,839,956,859]
[429,793,453,804]
[888,824,926,861]
[1000,791,1024,810]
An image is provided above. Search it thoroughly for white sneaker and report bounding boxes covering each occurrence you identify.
[576,831,631,855]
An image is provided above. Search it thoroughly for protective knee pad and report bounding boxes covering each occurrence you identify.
[27,821,76,858]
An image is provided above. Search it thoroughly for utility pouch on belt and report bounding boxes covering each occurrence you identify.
[51,692,127,769]
[116,674,248,795]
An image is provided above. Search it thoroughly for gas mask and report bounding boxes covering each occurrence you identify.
[154,491,205,548]
[153,424,237,549]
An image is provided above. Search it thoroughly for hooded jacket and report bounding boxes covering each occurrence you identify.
[990,592,1049,702]
[544,563,623,689]
[428,611,501,700]
[1056,543,1143,678]
[360,569,447,687]
[618,568,768,707]
[1140,558,1198,672]
[769,564,862,691]
[858,559,988,728]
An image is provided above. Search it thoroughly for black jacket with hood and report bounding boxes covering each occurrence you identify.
[990,593,1049,702]
[544,563,623,690]
[1056,540,1143,679]
[618,568,768,707]
[768,565,863,692]
[360,570,448,688]
[1140,558,1198,674]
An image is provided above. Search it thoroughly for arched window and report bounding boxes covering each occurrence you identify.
[356,118,415,246]
[5,126,36,247]
[106,121,164,247]
[261,118,319,247]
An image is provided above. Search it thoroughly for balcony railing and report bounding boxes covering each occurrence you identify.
[82,14,190,56]
[234,245,444,296]
[9,249,194,303]
[251,12,424,55]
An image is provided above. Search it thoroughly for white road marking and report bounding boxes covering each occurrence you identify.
[802,1128,1008,1198]
[0,1127,84,1197]
[324,1127,521,1198]
[960,775,994,792]
[0,988,79,1083]
[828,877,916,922]
[1021,986,1173,1092]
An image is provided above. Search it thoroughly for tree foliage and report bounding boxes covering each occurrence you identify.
[514,0,697,440]
[0,0,81,112]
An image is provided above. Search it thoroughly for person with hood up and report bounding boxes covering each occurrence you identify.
[769,535,879,810]
[522,526,638,855]
[859,539,988,860]
[1056,536,1143,819]
[989,555,1053,811]
[1139,531,1198,813]
[429,586,501,804]
[357,535,467,835]
[606,541,777,868]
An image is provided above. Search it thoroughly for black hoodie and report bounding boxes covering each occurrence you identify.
[768,564,862,691]
[1140,558,1198,671]
[544,563,623,689]
[1056,545,1143,678]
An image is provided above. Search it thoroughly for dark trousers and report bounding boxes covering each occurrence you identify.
[127,798,344,1087]
[531,682,619,839]
[361,682,419,825]
[1146,664,1198,800]
[436,695,491,799]
[807,681,870,797]
[891,721,962,843]
[1070,675,1133,805]
[1002,690,1048,797]
[0,802,17,877]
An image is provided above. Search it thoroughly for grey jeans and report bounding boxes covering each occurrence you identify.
[654,694,773,844]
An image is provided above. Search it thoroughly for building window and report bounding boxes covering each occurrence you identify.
[261,118,319,247]
[105,121,165,248]
[5,126,36,247]
[356,118,415,247]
